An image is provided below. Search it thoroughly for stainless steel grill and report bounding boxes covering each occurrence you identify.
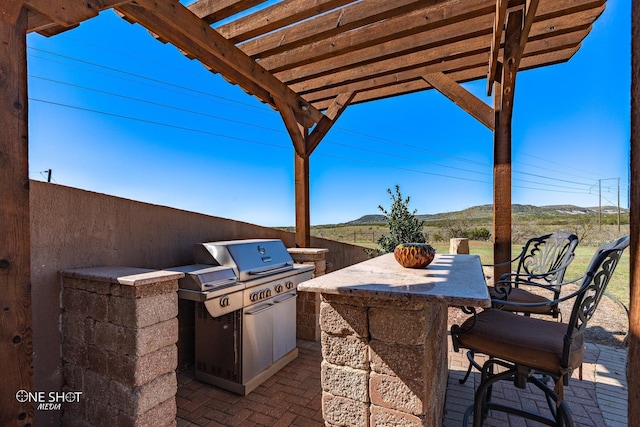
[170,239,314,395]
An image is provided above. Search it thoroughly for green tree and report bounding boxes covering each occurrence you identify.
[377,185,426,253]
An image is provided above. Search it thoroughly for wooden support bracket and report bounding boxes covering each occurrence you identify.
[422,72,494,131]
[276,98,307,157]
[306,92,355,155]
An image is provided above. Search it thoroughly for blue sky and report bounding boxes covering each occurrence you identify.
[27,1,630,227]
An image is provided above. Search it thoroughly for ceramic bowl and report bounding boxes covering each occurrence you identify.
[393,243,436,268]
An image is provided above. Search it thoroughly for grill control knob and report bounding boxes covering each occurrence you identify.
[250,291,258,302]
[275,284,283,293]
[220,296,229,307]
[285,281,294,290]
[266,289,272,297]
[259,290,265,299]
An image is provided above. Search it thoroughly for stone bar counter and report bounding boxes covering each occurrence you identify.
[298,253,490,426]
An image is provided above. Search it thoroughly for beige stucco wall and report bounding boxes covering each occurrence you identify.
[30,181,369,424]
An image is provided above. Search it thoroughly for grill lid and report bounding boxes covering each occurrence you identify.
[194,239,294,282]
[165,264,237,292]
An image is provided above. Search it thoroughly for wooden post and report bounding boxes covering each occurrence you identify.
[295,151,311,248]
[0,3,34,425]
[628,1,639,424]
[492,9,521,279]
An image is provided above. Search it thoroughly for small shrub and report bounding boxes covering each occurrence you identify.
[376,185,426,253]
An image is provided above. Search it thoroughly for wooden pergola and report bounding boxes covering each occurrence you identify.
[2,0,638,424]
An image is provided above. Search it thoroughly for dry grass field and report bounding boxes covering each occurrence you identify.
[303,227,631,347]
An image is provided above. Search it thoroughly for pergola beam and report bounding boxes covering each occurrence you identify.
[116,0,323,128]
[629,2,639,425]
[487,0,508,96]
[289,91,354,247]
[0,4,33,425]
[492,7,522,279]
[23,0,129,27]
[294,151,311,248]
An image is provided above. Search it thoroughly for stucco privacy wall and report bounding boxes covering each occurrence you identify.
[30,181,369,424]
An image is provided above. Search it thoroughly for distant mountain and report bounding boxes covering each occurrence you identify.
[346,204,628,225]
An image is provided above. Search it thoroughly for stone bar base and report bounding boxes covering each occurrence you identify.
[319,293,448,426]
[288,248,329,341]
[60,267,183,427]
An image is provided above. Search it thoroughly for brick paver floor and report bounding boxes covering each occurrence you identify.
[177,339,627,426]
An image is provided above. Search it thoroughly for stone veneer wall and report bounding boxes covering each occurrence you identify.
[288,248,329,341]
[60,267,183,427]
[319,294,448,426]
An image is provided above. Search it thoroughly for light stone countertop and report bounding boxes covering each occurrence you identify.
[297,253,491,308]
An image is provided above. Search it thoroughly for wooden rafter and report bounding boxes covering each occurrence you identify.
[23,0,129,27]
[422,72,495,130]
[115,0,323,128]
[187,0,268,25]
[261,0,492,74]
[215,0,355,43]
[238,0,444,58]
[299,24,591,104]
[311,43,580,110]
[274,13,495,84]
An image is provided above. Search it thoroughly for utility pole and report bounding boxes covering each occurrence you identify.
[618,177,621,232]
[47,169,52,183]
[599,179,602,229]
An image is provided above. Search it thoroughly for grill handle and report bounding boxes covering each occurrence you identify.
[202,277,237,288]
[274,293,297,304]
[244,303,274,315]
[247,263,293,276]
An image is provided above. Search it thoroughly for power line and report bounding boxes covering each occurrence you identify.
[29,74,287,135]
[29,97,292,151]
[28,48,271,113]
[26,46,620,196]
[28,97,604,196]
[29,72,599,194]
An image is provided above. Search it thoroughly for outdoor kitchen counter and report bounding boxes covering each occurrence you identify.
[298,253,490,426]
[297,253,490,306]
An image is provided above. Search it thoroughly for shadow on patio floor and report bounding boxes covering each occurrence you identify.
[176,339,627,426]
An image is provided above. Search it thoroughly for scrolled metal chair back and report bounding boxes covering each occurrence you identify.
[563,236,629,359]
[519,232,579,286]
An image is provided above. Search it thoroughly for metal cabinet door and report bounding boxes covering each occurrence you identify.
[272,292,297,361]
[242,302,274,382]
